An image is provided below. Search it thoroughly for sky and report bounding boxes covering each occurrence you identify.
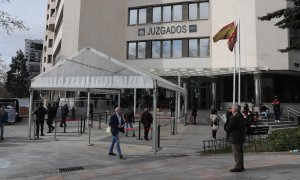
[0,0,47,65]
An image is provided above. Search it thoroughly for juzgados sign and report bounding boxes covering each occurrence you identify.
[138,25,197,36]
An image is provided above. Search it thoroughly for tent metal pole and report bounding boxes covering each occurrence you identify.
[177,74,181,123]
[28,89,33,140]
[152,81,158,154]
[87,89,93,146]
[183,83,188,126]
[175,90,178,135]
[134,88,137,117]
[118,91,121,107]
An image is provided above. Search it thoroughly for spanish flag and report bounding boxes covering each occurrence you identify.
[213,22,236,43]
[227,24,238,52]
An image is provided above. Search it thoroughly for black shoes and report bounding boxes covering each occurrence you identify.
[47,131,51,133]
[119,155,124,159]
[1,137,3,140]
[41,134,45,136]
[133,134,136,137]
[230,168,244,172]
[109,152,117,156]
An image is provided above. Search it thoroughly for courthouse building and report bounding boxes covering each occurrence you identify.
[41,0,300,110]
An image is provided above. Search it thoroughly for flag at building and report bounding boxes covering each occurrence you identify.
[213,22,235,42]
[227,24,238,52]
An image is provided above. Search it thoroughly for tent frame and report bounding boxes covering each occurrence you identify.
[28,48,187,154]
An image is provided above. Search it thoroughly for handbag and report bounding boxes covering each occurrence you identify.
[212,124,219,131]
[106,126,111,133]
[119,127,125,133]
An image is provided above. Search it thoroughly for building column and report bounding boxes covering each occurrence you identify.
[152,81,158,154]
[177,74,181,123]
[254,72,262,112]
[28,89,34,140]
[211,77,217,110]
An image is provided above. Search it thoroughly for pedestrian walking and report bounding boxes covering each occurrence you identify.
[60,104,70,128]
[108,107,124,159]
[272,96,281,123]
[169,97,175,117]
[34,103,47,137]
[140,108,153,141]
[210,109,220,140]
[192,106,197,125]
[89,102,94,126]
[0,106,8,141]
[124,106,135,137]
[46,103,55,133]
[224,107,232,141]
[226,104,245,172]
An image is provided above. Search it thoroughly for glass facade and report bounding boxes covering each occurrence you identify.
[129,9,137,25]
[139,8,147,24]
[163,6,172,22]
[189,3,198,20]
[173,5,182,21]
[173,40,182,58]
[189,39,198,57]
[152,41,161,58]
[128,42,136,59]
[200,2,209,19]
[153,7,162,23]
[137,42,146,59]
[200,38,210,57]
[162,40,171,58]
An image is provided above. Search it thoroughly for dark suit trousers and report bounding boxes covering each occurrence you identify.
[231,143,244,169]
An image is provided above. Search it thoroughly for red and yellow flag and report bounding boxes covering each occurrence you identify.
[227,24,238,52]
[213,22,236,42]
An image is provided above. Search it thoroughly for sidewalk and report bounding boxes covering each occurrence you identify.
[1,116,299,180]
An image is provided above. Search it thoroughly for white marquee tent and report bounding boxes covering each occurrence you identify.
[29,48,187,153]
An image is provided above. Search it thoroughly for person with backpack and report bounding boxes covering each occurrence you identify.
[34,103,47,137]
[210,109,221,140]
[60,104,70,128]
[46,103,55,133]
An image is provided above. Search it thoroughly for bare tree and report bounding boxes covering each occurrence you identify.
[0,0,29,35]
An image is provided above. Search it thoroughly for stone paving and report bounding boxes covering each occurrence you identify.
[1,115,300,180]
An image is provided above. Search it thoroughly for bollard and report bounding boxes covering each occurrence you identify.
[83,117,86,133]
[99,114,101,129]
[105,111,108,123]
[78,116,80,133]
[138,121,141,140]
[158,125,161,148]
[54,118,57,140]
[184,113,187,126]
[80,116,83,133]
[63,119,66,133]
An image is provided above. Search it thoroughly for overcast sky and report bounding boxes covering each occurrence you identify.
[0,0,47,65]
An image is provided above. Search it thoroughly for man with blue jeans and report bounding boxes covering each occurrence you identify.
[109,107,124,159]
[124,106,135,137]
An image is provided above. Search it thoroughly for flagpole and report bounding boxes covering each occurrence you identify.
[233,38,236,106]
[238,19,241,105]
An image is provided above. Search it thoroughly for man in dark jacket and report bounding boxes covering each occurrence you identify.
[224,107,232,141]
[141,108,153,141]
[109,107,124,159]
[226,104,245,172]
[124,106,135,137]
[46,103,55,133]
[60,104,70,128]
[34,103,47,137]
[0,106,8,141]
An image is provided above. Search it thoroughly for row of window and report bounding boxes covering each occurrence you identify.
[129,1,209,25]
[127,38,210,60]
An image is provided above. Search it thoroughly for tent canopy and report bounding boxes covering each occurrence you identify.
[31,48,186,94]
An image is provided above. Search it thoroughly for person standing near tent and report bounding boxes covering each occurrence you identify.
[89,102,94,126]
[109,107,124,159]
[60,104,70,128]
[192,106,197,125]
[124,106,135,137]
[34,103,47,137]
[0,106,8,141]
[46,103,55,133]
[210,109,220,140]
[141,108,153,141]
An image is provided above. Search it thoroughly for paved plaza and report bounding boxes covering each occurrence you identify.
[0,116,300,180]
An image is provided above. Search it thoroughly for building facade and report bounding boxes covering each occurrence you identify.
[25,39,43,79]
[42,0,300,109]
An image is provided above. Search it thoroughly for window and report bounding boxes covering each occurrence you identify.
[139,8,147,24]
[153,7,162,23]
[199,2,209,19]
[152,41,161,58]
[137,42,146,59]
[48,39,53,48]
[128,42,137,59]
[189,3,198,20]
[173,5,182,21]
[44,57,46,63]
[129,9,137,25]
[43,67,45,72]
[199,38,210,57]
[163,6,171,22]
[47,55,52,63]
[173,40,182,58]
[162,40,171,58]
[51,9,55,17]
[189,39,198,57]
